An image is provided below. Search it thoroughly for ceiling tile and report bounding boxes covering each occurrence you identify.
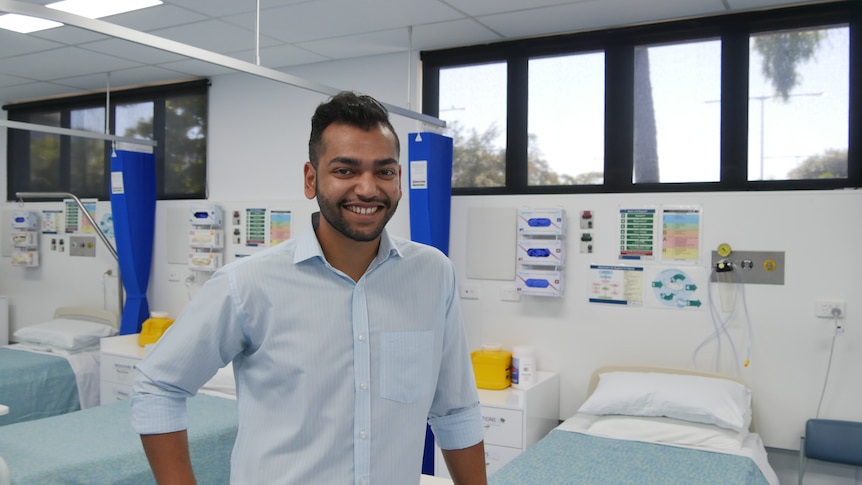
[0,47,141,81]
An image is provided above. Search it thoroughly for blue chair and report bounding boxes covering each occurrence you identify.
[798,419,862,485]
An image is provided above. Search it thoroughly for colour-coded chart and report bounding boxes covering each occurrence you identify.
[619,208,656,260]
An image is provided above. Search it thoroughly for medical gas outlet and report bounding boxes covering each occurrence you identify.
[188,205,224,272]
[11,210,40,268]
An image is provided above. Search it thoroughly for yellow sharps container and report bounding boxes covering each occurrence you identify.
[471,344,512,390]
[139,311,175,347]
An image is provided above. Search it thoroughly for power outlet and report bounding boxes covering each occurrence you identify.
[460,284,480,300]
[815,300,846,319]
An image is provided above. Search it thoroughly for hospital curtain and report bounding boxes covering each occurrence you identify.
[110,150,156,335]
[408,132,454,475]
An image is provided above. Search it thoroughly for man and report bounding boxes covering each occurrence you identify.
[131,91,487,484]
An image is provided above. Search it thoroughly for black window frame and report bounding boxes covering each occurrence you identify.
[421,2,861,195]
[5,79,209,201]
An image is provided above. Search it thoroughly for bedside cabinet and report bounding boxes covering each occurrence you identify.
[435,371,560,477]
[100,334,146,405]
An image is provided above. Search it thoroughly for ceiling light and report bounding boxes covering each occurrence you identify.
[0,0,162,34]
[0,14,62,33]
[47,0,163,19]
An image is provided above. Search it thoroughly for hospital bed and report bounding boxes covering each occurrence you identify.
[0,365,454,485]
[0,306,118,425]
[488,365,780,485]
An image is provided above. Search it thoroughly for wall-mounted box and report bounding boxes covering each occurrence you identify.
[11,211,39,231]
[516,269,564,297]
[189,229,224,249]
[517,209,565,236]
[188,252,223,272]
[189,206,224,227]
[11,231,38,249]
[517,238,565,266]
[11,251,39,267]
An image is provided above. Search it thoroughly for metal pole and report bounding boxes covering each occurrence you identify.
[15,192,123,316]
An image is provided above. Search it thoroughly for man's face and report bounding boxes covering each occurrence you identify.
[304,122,401,243]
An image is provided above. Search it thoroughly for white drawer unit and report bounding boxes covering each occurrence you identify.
[100,334,146,405]
[435,371,560,478]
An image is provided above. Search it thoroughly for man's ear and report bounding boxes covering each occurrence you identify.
[303,162,316,200]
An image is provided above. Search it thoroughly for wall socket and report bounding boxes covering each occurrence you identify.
[815,300,846,318]
[460,284,480,300]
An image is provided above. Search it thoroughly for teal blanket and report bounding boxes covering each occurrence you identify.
[489,429,772,485]
[0,394,238,485]
[0,348,80,425]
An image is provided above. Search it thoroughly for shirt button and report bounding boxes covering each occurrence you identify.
[358,333,366,342]
[360,382,368,390]
[360,478,367,485]
[360,430,367,439]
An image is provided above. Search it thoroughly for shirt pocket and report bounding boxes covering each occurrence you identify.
[380,330,434,404]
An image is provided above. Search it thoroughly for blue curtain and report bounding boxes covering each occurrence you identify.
[408,132,454,476]
[110,150,156,335]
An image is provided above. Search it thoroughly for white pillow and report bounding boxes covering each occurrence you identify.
[13,318,117,351]
[577,371,752,432]
[587,415,747,450]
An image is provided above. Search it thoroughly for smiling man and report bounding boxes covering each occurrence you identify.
[132,91,487,485]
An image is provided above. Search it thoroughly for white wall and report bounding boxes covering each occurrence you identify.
[2,51,861,478]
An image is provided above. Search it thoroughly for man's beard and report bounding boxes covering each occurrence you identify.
[316,191,398,242]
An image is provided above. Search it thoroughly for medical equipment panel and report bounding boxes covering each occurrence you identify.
[188,205,224,272]
[11,211,40,267]
[515,208,566,297]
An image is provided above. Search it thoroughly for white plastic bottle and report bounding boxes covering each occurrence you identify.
[511,345,536,390]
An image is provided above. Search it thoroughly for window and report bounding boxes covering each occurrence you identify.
[421,3,860,194]
[529,52,605,186]
[748,26,849,181]
[439,62,507,188]
[6,79,208,200]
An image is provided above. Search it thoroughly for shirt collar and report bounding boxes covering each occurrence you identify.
[293,213,403,266]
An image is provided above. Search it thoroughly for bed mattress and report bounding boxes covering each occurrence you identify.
[0,347,82,425]
[489,414,779,485]
[0,393,237,485]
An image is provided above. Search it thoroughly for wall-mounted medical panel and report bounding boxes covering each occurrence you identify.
[11,211,40,267]
[517,238,565,266]
[188,205,224,272]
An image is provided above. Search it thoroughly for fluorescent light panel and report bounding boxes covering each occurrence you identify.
[48,0,163,19]
[0,0,162,33]
[0,13,62,33]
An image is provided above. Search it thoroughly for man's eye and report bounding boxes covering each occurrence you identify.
[379,169,397,177]
[333,168,352,175]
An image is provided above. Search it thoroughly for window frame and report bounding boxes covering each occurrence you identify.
[421,2,861,195]
[5,79,209,201]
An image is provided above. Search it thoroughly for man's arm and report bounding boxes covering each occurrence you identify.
[441,441,487,485]
[140,430,197,485]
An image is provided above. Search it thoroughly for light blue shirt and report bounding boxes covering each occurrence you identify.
[131,223,483,485]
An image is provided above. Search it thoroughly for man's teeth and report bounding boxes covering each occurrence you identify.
[347,206,379,215]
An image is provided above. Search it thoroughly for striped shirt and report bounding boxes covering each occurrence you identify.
[131,222,483,485]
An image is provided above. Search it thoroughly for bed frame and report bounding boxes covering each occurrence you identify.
[52,306,119,330]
